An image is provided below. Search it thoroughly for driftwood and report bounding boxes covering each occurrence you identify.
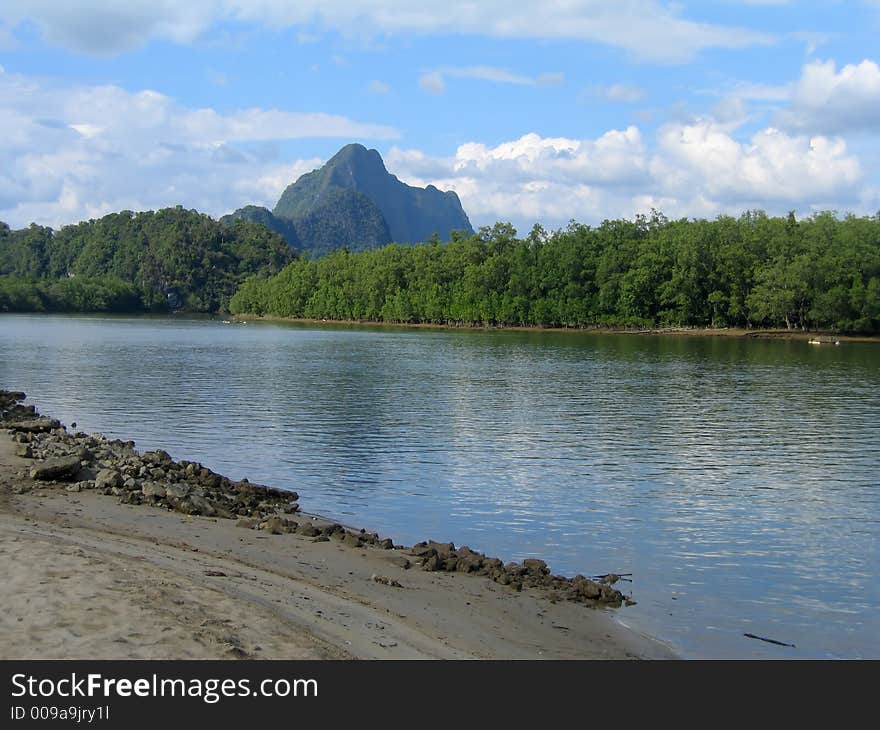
[744,633,796,648]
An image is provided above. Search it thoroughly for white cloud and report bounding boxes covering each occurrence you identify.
[0,70,396,227]
[388,122,867,231]
[418,72,445,95]
[3,0,773,63]
[419,66,565,93]
[367,80,391,94]
[778,58,880,134]
[598,84,646,103]
[652,120,862,205]
[436,66,562,86]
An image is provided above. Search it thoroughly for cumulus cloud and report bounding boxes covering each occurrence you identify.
[3,0,772,63]
[0,69,396,227]
[778,58,880,134]
[652,120,862,205]
[388,122,866,231]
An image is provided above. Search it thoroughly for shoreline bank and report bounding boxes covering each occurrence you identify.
[232,314,880,343]
[0,390,675,660]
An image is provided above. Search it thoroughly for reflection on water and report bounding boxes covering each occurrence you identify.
[1,314,878,658]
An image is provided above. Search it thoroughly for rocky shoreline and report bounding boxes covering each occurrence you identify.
[1,388,633,609]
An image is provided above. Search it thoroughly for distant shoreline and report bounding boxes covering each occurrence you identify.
[232,314,880,343]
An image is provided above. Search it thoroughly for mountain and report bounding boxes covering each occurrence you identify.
[219,205,302,250]
[223,143,473,257]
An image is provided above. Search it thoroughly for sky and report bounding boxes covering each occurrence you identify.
[2,1,880,235]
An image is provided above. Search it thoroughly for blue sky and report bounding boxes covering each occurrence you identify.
[2,1,880,234]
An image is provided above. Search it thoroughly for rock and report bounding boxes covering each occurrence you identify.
[372,574,403,588]
[95,469,123,490]
[573,577,603,600]
[261,516,285,534]
[456,554,484,573]
[342,533,362,548]
[422,554,442,571]
[30,455,82,481]
[185,494,217,517]
[14,444,32,458]
[236,518,259,529]
[296,524,320,537]
[8,417,60,433]
[142,482,167,500]
[378,538,394,550]
[522,558,549,576]
[65,483,81,492]
[143,449,173,465]
[165,483,191,500]
[122,477,139,491]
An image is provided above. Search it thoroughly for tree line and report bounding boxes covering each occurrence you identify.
[0,207,293,313]
[230,210,880,333]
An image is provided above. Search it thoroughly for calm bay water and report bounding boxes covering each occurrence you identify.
[1,313,878,658]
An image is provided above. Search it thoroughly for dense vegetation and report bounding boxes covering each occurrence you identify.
[0,208,294,313]
[230,210,880,333]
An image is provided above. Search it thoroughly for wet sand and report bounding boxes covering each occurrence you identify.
[0,430,675,660]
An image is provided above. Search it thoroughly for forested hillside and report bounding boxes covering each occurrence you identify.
[230,211,880,333]
[0,207,294,313]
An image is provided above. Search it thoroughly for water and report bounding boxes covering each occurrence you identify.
[1,313,878,658]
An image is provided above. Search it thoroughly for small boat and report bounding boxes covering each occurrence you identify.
[808,336,840,346]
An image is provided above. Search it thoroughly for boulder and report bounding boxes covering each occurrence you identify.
[573,577,603,600]
[185,494,217,517]
[142,482,167,500]
[95,469,123,490]
[165,483,191,500]
[522,558,549,576]
[30,455,82,481]
[8,417,60,433]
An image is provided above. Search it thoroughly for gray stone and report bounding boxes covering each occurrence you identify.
[165,483,191,500]
[9,417,60,433]
[185,494,216,517]
[523,558,549,576]
[95,468,123,490]
[30,455,82,481]
[142,482,167,500]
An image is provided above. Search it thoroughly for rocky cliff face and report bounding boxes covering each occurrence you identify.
[224,144,473,257]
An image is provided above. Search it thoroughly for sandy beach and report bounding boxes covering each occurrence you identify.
[0,394,674,660]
